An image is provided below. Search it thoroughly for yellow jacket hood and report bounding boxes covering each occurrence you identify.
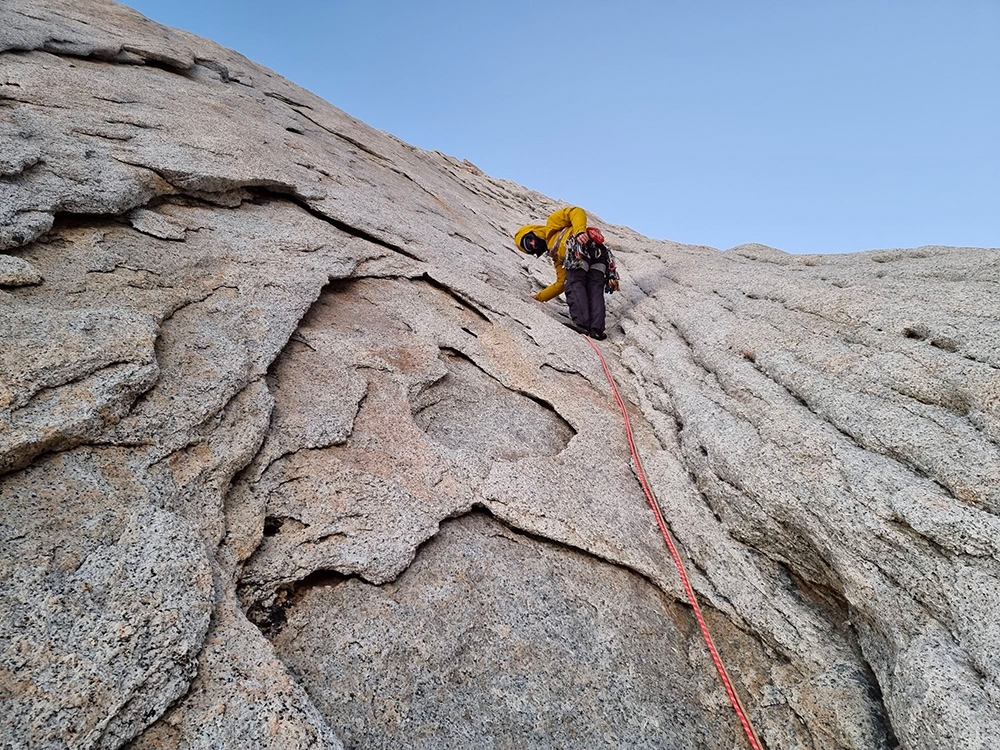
[512,206,588,254]
[514,224,545,253]
[513,206,591,301]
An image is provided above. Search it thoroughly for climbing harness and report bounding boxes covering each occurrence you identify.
[585,337,765,750]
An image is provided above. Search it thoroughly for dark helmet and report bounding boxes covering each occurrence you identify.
[520,231,548,257]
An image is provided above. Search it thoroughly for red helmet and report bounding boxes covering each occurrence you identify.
[587,227,605,244]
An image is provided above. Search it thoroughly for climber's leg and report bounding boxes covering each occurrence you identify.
[564,267,591,331]
[586,265,607,336]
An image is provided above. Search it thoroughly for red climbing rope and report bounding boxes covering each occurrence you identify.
[585,337,765,750]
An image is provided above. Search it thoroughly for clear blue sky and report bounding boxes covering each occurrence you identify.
[123,1,998,254]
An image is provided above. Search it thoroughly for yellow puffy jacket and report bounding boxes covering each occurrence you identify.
[514,206,588,302]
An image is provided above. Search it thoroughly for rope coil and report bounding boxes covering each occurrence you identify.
[586,337,764,750]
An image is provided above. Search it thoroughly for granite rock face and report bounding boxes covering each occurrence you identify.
[1,2,998,749]
[272,512,733,750]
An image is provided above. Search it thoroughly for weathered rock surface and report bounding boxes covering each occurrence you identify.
[1,2,998,749]
[0,253,41,286]
[273,512,736,750]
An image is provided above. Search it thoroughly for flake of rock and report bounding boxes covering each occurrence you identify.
[0,253,43,286]
[127,207,187,240]
[0,306,159,472]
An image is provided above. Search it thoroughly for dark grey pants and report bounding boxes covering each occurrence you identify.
[564,266,607,332]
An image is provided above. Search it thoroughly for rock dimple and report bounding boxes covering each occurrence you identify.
[412,348,575,462]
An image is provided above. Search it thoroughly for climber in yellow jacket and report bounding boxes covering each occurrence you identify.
[514,206,590,303]
[514,206,612,339]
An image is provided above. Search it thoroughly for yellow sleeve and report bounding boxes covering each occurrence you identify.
[545,206,588,236]
[534,263,566,302]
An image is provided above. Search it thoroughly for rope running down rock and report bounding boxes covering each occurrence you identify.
[586,336,765,750]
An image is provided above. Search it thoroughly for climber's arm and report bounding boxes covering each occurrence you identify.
[545,206,588,236]
[534,264,566,302]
